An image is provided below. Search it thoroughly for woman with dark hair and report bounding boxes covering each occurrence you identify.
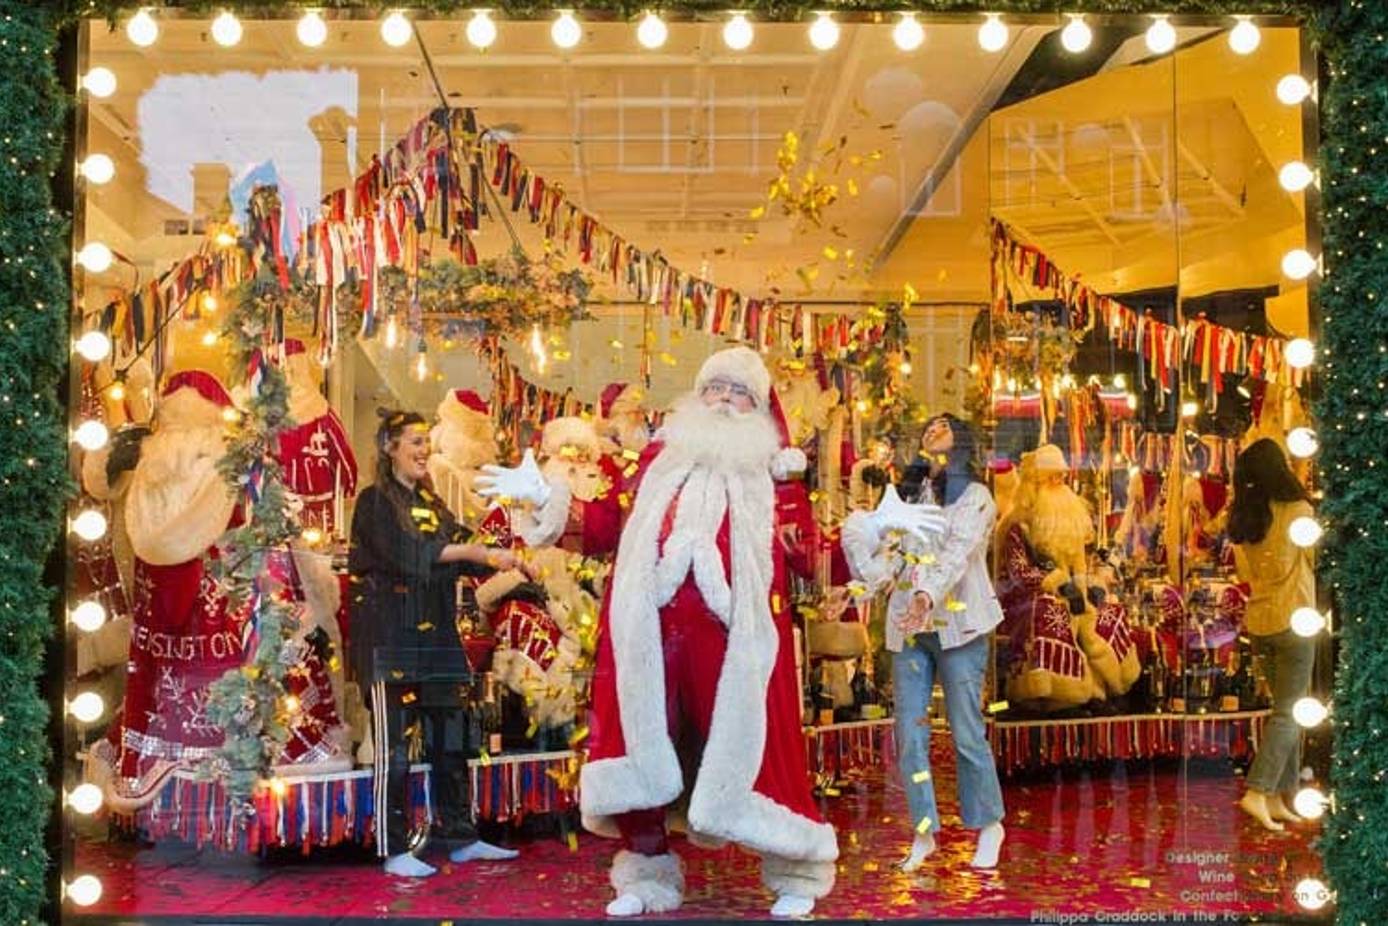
[842,413,1006,872]
[1228,437,1316,831]
[349,409,523,877]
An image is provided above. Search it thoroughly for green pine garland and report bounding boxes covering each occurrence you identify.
[2,2,1380,924]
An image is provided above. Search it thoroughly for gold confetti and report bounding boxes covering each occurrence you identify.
[479,750,491,766]
[915,817,933,834]
[568,725,590,747]
[987,700,1010,714]
[822,245,839,261]
[749,205,766,220]
[862,861,880,872]
[567,830,579,852]
[609,339,624,349]
[911,770,932,784]
[1129,877,1151,888]
[659,351,677,366]
[526,720,539,738]
[847,178,859,197]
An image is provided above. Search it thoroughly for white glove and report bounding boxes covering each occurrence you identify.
[475,449,553,507]
[867,484,947,546]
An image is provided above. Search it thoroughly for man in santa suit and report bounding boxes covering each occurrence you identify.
[478,347,940,918]
[87,370,347,811]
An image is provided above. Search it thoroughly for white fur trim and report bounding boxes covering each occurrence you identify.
[125,426,236,566]
[770,447,808,481]
[541,416,600,458]
[610,851,684,913]
[696,346,772,408]
[436,390,491,431]
[80,445,124,501]
[580,443,838,864]
[475,568,529,613]
[516,478,572,548]
[761,854,837,900]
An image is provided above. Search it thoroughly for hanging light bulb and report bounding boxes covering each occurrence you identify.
[126,9,159,47]
[1060,14,1092,54]
[893,13,925,52]
[1228,15,1260,55]
[71,600,108,633]
[72,509,108,542]
[68,691,106,724]
[1289,515,1323,548]
[530,324,548,374]
[1279,160,1315,192]
[1292,695,1329,728]
[210,11,243,47]
[79,153,115,185]
[200,330,218,347]
[808,12,839,51]
[637,11,668,49]
[108,381,125,402]
[1181,399,1199,419]
[1145,15,1176,54]
[1113,372,1128,390]
[68,783,104,815]
[898,360,913,376]
[413,350,428,382]
[551,10,582,49]
[1281,248,1317,280]
[384,315,400,349]
[1125,393,1138,410]
[76,242,114,273]
[1287,426,1319,459]
[1285,338,1316,369]
[1292,787,1328,821]
[74,330,111,362]
[296,10,328,48]
[65,875,103,907]
[81,67,117,98]
[381,10,413,47]
[1277,73,1312,105]
[467,10,498,49]
[73,420,109,452]
[723,12,753,51]
[979,13,1009,52]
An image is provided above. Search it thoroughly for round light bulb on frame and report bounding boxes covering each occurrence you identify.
[72,509,108,541]
[73,420,109,451]
[1145,15,1176,54]
[552,11,582,50]
[79,153,115,185]
[1228,16,1260,55]
[1285,337,1316,370]
[1181,400,1199,419]
[1291,606,1326,637]
[71,600,108,633]
[979,13,1009,52]
[1289,515,1323,548]
[893,13,925,52]
[296,11,328,48]
[1292,787,1328,821]
[68,783,104,815]
[723,12,753,51]
[1287,426,1319,459]
[808,12,839,51]
[1060,15,1092,54]
[74,330,111,362]
[66,875,103,907]
[381,11,413,47]
[637,12,668,50]
[69,691,105,724]
[1277,73,1312,105]
[467,10,498,49]
[1282,248,1317,280]
[77,242,114,273]
[82,67,117,98]
[210,11,243,47]
[1292,696,1328,728]
[126,9,159,47]
[1279,161,1315,192]
[1293,878,1332,911]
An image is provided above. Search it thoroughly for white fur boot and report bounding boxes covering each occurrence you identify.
[606,850,684,917]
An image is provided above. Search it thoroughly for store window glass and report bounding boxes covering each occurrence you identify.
[63,11,1330,922]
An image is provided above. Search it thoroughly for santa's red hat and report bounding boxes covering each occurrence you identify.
[768,388,807,480]
[453,389,489,415]
[158,369,233,429]
[599,382,629,418]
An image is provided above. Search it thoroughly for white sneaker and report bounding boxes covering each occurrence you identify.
[897,834,938,872]
[384,853,436,878]
[770,893,815,918]
[606,893,645,917]
[970,822,1005,869]
[450,840,519,863]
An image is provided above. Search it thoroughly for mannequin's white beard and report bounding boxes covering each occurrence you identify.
[658,393,778,475]
[609,417,650,453]
[1026,482,1094,567]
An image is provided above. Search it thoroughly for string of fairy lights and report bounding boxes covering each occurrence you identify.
[62,8,1334,913]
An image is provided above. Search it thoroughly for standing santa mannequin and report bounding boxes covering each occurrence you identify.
[478,347,941,918]
[427,389,502,528]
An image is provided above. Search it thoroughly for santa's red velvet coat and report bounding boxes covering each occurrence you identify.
[571,439,844,865]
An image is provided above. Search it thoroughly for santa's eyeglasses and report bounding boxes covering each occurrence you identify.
[699,378,754,402]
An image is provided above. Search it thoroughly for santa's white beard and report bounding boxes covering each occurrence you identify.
[609,416,650,453]
[658,392,779,475]
[1027,482,1095,567]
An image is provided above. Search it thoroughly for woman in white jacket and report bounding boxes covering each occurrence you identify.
[842,414,1006,871]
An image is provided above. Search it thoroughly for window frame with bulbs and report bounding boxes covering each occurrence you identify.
[45,5,1354,924]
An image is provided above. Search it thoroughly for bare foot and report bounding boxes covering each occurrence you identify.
[1239,791,1286,832]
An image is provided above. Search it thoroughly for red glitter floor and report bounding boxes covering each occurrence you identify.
[71,756,1327,923]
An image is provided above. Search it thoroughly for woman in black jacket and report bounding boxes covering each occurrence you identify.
[349,409,522,877]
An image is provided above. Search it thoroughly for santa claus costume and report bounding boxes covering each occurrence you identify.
[86,371,346,812]
[478,348,862,918]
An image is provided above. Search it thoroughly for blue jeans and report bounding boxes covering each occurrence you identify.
[891,632,1005,834]
[1246,629,1316,795]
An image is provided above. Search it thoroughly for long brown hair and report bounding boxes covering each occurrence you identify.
[1227,438,1310,545]
[372,408,455,536]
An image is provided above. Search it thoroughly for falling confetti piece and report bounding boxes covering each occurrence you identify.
[862,861,880,873]
[479,750,491,766]
[1129,877,1151,888]
[659,351,677,365]
[823,245,839,260]
[915,817,933,834]
[567,831,579,852]
[987,700,1010,714]
[749,205,766,219]
[608,339,623,349]
[911,770,932,784]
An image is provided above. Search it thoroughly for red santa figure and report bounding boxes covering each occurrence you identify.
[477,347,939,918]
